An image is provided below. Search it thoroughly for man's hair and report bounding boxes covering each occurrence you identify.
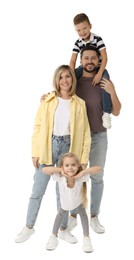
[73,13,91,25]
[80,44,100,58]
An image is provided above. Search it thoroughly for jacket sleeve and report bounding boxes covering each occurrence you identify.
[81,101,91,164]
[31,102,44,157]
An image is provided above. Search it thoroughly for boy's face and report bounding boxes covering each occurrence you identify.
[75,21,91,41]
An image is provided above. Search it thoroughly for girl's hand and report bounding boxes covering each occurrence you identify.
[60,171,68,177]
[81,163,88,170]
[73,170,85,179]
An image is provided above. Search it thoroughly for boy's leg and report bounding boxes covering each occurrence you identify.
[101,69,112,113]
[101,69,112,128]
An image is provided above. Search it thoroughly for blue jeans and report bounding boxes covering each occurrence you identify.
[70,131,108,217]
[26,135,70,227]
[75,66,112,113]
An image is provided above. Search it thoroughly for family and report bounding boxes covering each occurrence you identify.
[15,13,121,253]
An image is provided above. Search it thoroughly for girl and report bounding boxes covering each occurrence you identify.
[43,152,102,253]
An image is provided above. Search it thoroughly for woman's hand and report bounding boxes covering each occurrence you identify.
[32,157,40,169]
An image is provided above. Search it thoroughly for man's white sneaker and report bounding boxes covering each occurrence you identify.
[46,235,58,250]
[82,237,93,253]
[67,216,77,231]
[15,227,35,243]
[90,216,105,234]
[102,112,112,129]
[58,229,78,243]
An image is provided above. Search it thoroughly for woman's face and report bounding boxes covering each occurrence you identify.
[59,69,73,93]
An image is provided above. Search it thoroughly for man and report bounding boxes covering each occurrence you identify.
[68,45,121,233]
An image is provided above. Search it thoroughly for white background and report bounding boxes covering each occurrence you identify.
[0,0,133,259]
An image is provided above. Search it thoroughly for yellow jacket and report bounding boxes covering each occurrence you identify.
[32,92,91,164]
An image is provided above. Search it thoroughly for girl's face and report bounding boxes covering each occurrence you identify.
[59,69,72,93]
[62,157,79,177]
[75,21,91,41]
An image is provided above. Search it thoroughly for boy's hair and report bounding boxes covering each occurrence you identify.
[60,152,88,208]
[73,13,91,25]
[80,44,100,58]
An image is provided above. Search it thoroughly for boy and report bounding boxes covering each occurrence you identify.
[69,13,112,129]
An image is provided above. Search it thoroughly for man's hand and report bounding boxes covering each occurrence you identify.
[40,93,50,102]
[100,78,115,95]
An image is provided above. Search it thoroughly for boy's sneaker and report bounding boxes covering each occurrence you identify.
[102,112,112,129]
[67,216,77,231]
[46,235,58,250]
[90,216,105,234]
[15,227,35,243]
[58,229,77,243]
[82,237,93,253]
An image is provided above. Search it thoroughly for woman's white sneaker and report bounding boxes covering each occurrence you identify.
[15,227,35,243]
[82,237,93,253]
[46,235,58,250]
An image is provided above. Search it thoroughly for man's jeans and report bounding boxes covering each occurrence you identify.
[70,131,108,217]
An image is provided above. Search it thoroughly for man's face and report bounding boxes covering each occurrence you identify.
[81,50,99,73]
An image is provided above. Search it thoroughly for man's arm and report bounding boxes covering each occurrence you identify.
[100,78,121,116]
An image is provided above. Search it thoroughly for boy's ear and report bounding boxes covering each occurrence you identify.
[90,23,92,30]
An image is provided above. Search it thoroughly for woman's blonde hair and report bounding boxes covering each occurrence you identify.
[53,65,76,96]
[59,152,88,208]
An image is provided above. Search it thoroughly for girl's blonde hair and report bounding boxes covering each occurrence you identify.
[53,65,76,96]
[59,152,88,208]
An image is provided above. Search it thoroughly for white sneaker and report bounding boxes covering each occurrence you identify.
[90,216,105,233]
[58,229,78,243]
[82,237,93,253]
[46,235,58,250]
[102,112,112,129]
[15,227,35,243]
[67,216,77,231]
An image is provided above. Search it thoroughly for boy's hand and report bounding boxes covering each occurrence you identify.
[92,72,102,86]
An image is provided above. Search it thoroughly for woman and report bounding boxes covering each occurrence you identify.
[15,65,91,244]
